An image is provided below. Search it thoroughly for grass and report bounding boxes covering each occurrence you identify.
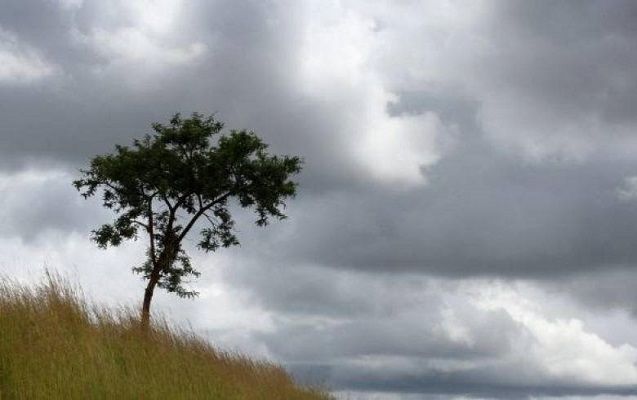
[0,274,332,400]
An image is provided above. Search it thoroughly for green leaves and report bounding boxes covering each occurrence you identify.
[74,112,302,302]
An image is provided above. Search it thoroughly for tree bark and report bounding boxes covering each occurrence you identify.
[140,235,178,331]
[141,270,160,331]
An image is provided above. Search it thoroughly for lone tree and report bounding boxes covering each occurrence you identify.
[74,113,302,328]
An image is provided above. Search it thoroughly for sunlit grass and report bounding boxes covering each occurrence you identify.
[0,273,332,400]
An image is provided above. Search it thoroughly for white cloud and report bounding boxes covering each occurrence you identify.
[53,0,84,9]
[475,282,637,386]
[296,0,450,186]
[0,228,276,357]
[3,2,637,398]
[339,1,637,164]
[0,29,56,84]
[3,165,637,393]
[0,168,97,240]
[89,28,205,66]
[70,0,206,84]
[0,166,277,357]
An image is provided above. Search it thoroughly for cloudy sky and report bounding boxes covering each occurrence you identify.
[2,0,637,398]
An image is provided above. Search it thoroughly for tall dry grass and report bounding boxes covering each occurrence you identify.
[0,274,332,400]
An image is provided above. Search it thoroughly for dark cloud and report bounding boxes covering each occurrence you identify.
[219,134,637,279]
[0,0,365,189]
[550,269,637,321]
[219,259,637,399]
[0,170,109,241]
[472,1,637,159]
[2,1,637,399]
[329,370,637,399]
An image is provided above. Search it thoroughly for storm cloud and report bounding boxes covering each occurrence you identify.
[2,1,637,399]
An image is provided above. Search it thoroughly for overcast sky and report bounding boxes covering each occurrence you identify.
[2,1,637,398]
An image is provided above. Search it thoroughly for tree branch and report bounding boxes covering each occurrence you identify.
[132,220,149,230]
[102,181,121,193]
[201,211,216,227]
[161,194,174,213]
[177,192,231,242]
[174,192,192,210]
[148,197,158,267]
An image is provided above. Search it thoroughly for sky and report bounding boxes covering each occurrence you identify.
[1,0,637,398]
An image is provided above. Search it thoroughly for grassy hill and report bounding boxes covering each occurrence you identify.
[0,275,332,400]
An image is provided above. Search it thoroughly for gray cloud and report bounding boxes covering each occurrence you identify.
[222,262,637,399]
[218,137,637,280]
[2,1,637,399]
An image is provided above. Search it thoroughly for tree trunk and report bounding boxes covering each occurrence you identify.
[141,272,160,331]
[141,238,177,330]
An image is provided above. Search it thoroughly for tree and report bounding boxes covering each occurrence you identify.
[74,113,302,329]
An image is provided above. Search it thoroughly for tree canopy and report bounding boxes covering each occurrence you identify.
[74,113,302,327]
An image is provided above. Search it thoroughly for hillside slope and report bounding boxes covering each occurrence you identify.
[0,275,332,400]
